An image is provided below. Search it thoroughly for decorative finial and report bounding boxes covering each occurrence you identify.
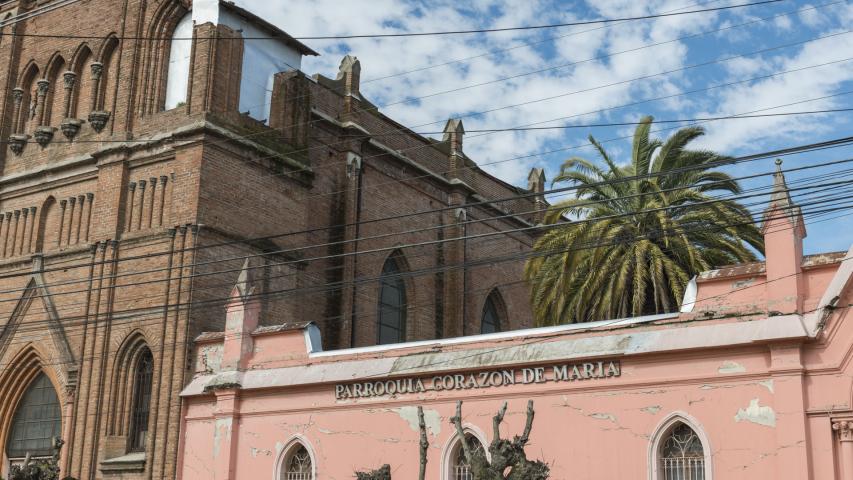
[775,158,782,166]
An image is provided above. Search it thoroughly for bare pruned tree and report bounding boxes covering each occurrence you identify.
[450,400,550,480]
[354,464,391,480]
[354,405,431,480]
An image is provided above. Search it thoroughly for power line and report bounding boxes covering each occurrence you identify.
[7,2,843,186]
[0,168,850,332]
[347,109,853,135]
[0,132,845,310]
[8,108,851,145]
[0,1,782,41]
[0,154,848,305]
[0,199,848,366]
[0,134,847,291]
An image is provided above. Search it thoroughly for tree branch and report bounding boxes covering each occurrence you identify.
[418,406,428,480]
[493,401,507,442]
[450,401,474,464]
[518,400,535,446]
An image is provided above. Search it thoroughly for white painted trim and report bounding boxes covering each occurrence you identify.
[273,434,316,480]
[647,412,713,480]
[303,324,322,354]
[181,313,808,397]
[804,244,853,334]
[309,312,679,358]
[440,424,490,480]
[680,276,697,313]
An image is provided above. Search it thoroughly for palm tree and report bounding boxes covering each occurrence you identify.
[524,116,763,325]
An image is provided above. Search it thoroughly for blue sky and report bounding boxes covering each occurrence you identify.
[241,0,853,255]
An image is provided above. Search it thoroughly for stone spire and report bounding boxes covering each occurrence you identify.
[336,55,361,98]
[221,259,260,370]
[443,119,465,176]
[761,159,805,314]
[761,159,805,237]
[527,168,547,224]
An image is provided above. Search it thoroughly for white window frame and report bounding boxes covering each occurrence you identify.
[164,12,193,110]
[440,424,490,480]
[648,412,713,480]
[274,434,316,480]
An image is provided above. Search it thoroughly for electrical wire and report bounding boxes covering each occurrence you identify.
[0,1,782,40]
[0,135,848,292]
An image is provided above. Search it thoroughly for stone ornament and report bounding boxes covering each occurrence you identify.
[90,61,104,80]
[11,87,24,105]
[62,71,77,89]
[8,134,29,156]
[88,110,110,133]
[36,79,49,96]
[60,118,82,140]
[34,126,56,147]
[833,420,853,441]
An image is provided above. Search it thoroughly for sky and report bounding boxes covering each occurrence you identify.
[238,0,853,255]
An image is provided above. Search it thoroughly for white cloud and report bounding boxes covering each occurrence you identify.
[233,0,853,187]
[694,32,853,153]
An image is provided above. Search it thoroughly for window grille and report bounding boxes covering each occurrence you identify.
[128,349,154,452]
[6,373,61,458]
[377,256,407,344]
[282,445,313,480]
[481,292,501,334]
[660,423,706,480]
[453,434,485,480]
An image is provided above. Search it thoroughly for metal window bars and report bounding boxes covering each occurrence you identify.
[283,446,312,480]
[660,423,706,480]
[661,457,705,480]
[128,349,154,452]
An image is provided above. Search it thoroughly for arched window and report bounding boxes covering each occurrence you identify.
[450,433,485,480]
[481,290,503,334]
[659,422,706,480]
[164,12,193,110]
[280,443,313,480]
[127,348,154,452]
[377,254,407,344]
[6,373,61,459]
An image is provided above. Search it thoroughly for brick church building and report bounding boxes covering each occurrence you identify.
[0,0,544,478]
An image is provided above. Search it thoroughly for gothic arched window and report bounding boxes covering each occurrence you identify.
[127,348,154,452]
[6,373,61,459]
[377,254,407,344]
[659,422,706,480]
[451,433,485,480]
[280,444,313,480]
[164,12,193,110]
[481,290,503,334]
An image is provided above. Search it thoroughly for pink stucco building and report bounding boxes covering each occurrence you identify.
[177,163,853,480]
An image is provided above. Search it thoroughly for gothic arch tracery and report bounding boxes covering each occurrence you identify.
[0,346,66,466]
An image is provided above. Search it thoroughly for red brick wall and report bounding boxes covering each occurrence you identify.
[0,2,541,479]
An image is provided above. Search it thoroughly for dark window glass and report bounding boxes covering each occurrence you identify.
[128,349,154,452]
[660,423,705,480]
[281,445,313,479]
[481,292,501,334]
[454,434,485,480]
[6,373,61,458]
[378,257,406,344]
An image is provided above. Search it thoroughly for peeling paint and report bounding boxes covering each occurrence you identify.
[213,418,233,458]
[758,379,774,393]
[589,413,617,422]
[735,399,776,427]
[641,406,661,415]
[250,447,271,457]
[718,361,747,374]
[733,277,757,289]
[393,406,441,437]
